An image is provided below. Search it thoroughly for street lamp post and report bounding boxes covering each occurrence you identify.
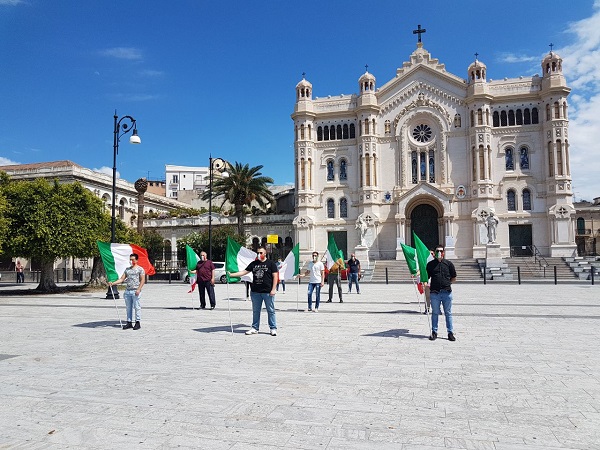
[106,111,141,299]
[208,155,228,261]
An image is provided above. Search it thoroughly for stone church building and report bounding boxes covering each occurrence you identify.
[292,40,576,261]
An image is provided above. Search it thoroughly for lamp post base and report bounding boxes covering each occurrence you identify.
[105,285,120,299]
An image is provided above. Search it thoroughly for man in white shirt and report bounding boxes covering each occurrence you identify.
[301,251,324,312]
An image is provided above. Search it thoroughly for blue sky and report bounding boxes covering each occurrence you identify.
[1,0,600,201]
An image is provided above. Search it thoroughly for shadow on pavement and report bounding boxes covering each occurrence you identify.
[194,323,247,334]
[364,328,428,339]
[73,320,122,328]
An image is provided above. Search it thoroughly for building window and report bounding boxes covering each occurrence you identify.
[577,217,586,235]
[532,107,539,123]
[317,126,323,141]
[336,125,342,140]
[327,198,335,218]
[340,198,348,218]
[300,124,305,140]
[507,190,517,211]
[330,125,336,140]
[339,159,347,181]
[420,152,426,181]
[349,123,356,138]
[172,175,178,183]
[520,147,529,170]
[428,149,435,182]
[500,110,507,126]
[470,110,475,127]
[411,151,418,184]
[524,108,531,125]
[326,160,334,181]
[412,124,432,143]
[323,126,329,141]
[505,147,514,171]
[343,124,349,139]
[493,111,499,127]
[516,109,523,125]
[548,142,554,176]
[522,189,532,211]
[477,108,483,125]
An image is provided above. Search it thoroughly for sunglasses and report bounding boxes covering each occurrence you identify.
[258,251,266,255]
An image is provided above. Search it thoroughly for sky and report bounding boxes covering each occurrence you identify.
[1,0,600,201]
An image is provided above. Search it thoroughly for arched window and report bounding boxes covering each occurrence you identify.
[507,190,517,211]
[327,198,335,218]
[500,110,507,126]
[477,108,483,125]
[323,126,329,141]
[343,124,349,139]
[326,159,334,181]
[546,104,551,121]
[470,110,475,127]
[505,147,514,171]
[532,107,539,123]
[563,102,568,119]
[119,198,126,219]
[317,126,323,141]
[308,125,312,139]
[340,198,348,218]
[556,140,563,175]
[508,110,515,126]
[364,118,369,134]
[524,108,531,125]
[339,159,347,181]
[554,101,560,119]
[479,145,485,180]
[453,114,461,128]
[428,149,435,182]
[522,189,532,211]
[349,123,356,138]
[472,147,477,181]
[411,151,418,184]
[548,142,554,176]
[577,217,586,235]
[520,147,529,170]
[385,119,392,133]
[330,125,336,140]
[419,152,426,181]
[516,109,523,125]
[336,125,342,140]
[300,124,305,140]
[493,111,500,127]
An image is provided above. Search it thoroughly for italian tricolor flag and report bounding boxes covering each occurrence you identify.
[279,244,300,281]
[225,237,256,282]
[325,234,345,270]
[97,241,156,282]
[185,245,200,293]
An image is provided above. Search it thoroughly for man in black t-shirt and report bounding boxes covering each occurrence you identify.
[228,247,279,336]
[426,245,457,342]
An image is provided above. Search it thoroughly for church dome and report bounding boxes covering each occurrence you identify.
[542,51,563,76]
[358,70,376,93]
[296,76,312,101]
[296,78,312,89]
[468,57,486,82]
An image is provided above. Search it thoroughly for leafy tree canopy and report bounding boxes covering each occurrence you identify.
[177,225,246,261]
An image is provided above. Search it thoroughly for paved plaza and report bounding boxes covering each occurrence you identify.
[1,280,599,449]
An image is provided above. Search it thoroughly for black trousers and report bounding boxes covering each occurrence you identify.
[198,280,216,308]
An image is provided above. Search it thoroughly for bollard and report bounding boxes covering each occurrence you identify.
[483,262,487,285]
[592,266,595,286]
[543,266,546,278]
[385,267,389,285]
[517,266,521,285]
[554,265,558,285]
[168,270,172,284]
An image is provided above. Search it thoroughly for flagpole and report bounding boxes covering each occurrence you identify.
[296,276,300,312]
[411,277,423,313]
[109,284,123,329]
[226,280,233,335]
[190,276,196,310]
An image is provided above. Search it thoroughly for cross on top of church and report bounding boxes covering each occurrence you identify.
[549,43,554,52]
[412,24,426,43]
[474,52,479,60]
[302,72,306,79]
[365,64,368,72]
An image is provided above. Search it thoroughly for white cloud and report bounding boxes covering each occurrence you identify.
[498,53,538,64]
[139,69,164,77]
[0,0,24,5]
[92,166,120,178]
[100,47,143,61]
[0,157,19,166]
[558,2,600,201]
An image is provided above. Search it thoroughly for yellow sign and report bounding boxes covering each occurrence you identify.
[267,234,278,244]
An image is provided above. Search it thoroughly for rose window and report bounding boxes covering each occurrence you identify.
[412,124,432,143]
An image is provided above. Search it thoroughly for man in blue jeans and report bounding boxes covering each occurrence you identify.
[228,247,279,336]
[301,251,324,312]
[426,245,457,341]
[347,254,361,294]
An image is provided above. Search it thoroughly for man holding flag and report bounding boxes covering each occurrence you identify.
[191,251,217,310]
[426,245,457,342]
[108,253,146,330]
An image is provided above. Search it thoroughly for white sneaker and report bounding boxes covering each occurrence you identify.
[245,328,258,335]
[270,329,277,336]
[314,309,318,313]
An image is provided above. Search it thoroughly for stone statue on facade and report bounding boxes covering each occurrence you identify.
[356,214,368,247]
[485,211,499,244]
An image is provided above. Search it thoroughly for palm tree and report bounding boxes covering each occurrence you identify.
[203,162,274,235]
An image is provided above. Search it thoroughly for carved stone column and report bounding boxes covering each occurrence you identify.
[134,178,148,233]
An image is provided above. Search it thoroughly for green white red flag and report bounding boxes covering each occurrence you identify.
[279,244,300,281]
[97,241,156,283]
[325,234,345,270]
[185,245,200,293]
[225,237,256,283]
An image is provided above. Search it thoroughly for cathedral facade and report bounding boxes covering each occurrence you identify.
[291,42,576,261]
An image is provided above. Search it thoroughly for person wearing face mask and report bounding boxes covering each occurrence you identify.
[300,252,325,312]
[346,253,361,294]
[191,251,216,309]
[228,247,279,336]
[426,245,457,341]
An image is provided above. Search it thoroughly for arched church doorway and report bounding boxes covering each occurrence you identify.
[410,204,440,251]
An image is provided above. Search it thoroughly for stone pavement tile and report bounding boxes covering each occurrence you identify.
[164,434,236,449]
[284,433,332,449]
[325,437,401,449]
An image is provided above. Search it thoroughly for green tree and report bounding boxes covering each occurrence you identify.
[202,162,274,235]
[1,177,108,292]
[141,229,165,264]
[177,225,245,262]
